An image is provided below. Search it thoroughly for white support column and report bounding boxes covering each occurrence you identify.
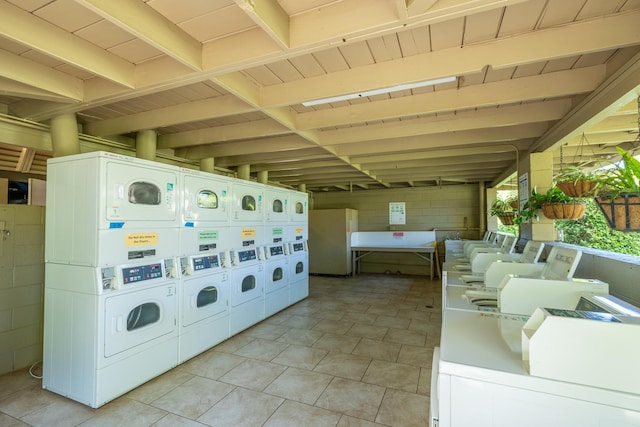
[257,170,268,184]
[50,113,80,157]
[520,151,555,241]
[298,184,306,192]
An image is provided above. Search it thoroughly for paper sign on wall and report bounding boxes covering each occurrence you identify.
[389,202,406,225]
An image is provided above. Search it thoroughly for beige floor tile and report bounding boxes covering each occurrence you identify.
[0,371,38,401]
[417,368,431,396]
[213,335,256,353]
[278,315,322,330]
[197,388,283,427]
[315,377,385,422]
[337,414,388,426]
[244,322,290,340]
[264,367,332,405]
[276,328,325,346]
[150,376,235,419]
[352,338,401,362]
[20,399,95,427]
[0,384,63,419]
[312,319,354,335]
[152,413,209,426]
[365,305,398,317]
[282,305,318,317]
[126,369,194,404]
[374,315,411,330]
[0,412,29,426]
[81,398,167,427]
[218,359,286,391]
[362,359,421,393]
[346,323,389,340]
[383,328,427,347]
[271,345,328,370]
[312,334,361,354]
[177,350,246,380]
[313,352,372,382]
[312,310,347,321]
[375,388,430,426]
[264,400,341,427]
[397,345,433,368]
[232,337,289,361]
[342,312,378,325]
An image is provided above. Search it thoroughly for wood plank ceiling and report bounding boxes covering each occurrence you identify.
[0,0,639,191]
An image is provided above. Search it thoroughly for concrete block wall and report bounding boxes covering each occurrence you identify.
[0,205,45,376]
[312,185,480,275]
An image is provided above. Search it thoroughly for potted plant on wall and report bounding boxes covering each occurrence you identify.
[490,195,518,225]
[594,147,640,232]
[518,186,586,222]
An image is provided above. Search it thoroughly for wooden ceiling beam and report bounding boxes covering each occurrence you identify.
[77,0,202,71]
[234,0,289,49]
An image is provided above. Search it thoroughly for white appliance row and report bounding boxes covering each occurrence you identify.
[42,151,309,408]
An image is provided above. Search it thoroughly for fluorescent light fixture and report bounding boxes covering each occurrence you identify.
[301,76,456,107]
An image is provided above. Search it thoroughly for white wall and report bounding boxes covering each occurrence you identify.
[312,185,480,275]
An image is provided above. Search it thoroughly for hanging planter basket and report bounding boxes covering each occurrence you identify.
[497,212,516,225]
[556,179,598,198]
[540,202,586,220]
[594,193,640,232]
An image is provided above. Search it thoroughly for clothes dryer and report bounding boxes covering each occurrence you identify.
[229,247,265,335]
[289,239,309,304]
[178,252,230,363]
[265,185,289,223]
[179,169,232,257]
[43,258,179,408]
[289,189,308,224]
[46,151,180,267]
[264,240,289,317]
[231,179,264,224]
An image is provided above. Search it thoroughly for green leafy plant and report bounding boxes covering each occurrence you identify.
[554,165,604,197]
[489,195,517,216]
[599,147,640,196]
[517,186,583,222]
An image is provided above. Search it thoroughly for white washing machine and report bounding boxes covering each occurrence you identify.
[264,240,290,317]
[43,258,179,408]
[178,252,230,363]
[45,151,180,267]
[179,168,232,257]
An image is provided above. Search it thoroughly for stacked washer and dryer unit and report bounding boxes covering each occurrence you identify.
[43,151,181,408]
[288,189,309,304]
[42,151,308,408]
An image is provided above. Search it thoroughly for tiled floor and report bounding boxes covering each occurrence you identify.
[0,273,442,427]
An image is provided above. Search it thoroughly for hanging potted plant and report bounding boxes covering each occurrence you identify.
[518,187,586,222]
[489,195,517,225]
[554,165,603,198]
[594,147,640,232]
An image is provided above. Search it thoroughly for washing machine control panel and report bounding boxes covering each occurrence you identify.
[237,249,257,263]
[291,242,305,253]
[122,262,163,284]
[192,255,220,271]
[269,245,284,257]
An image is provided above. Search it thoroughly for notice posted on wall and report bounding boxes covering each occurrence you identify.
[389,202,406,225]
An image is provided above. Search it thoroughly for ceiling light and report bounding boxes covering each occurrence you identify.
[301,76,457,107]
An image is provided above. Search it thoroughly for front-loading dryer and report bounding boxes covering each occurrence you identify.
[179,169,232,257]
[289,241,309,304]
[265,185,289,223]
[43,259,179,408]
[178,252,230,363]
[46,151,180,267]
[289,189,308,224]
[231,179,264,224]
[229,247,265,335]
[264,241,289,317]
